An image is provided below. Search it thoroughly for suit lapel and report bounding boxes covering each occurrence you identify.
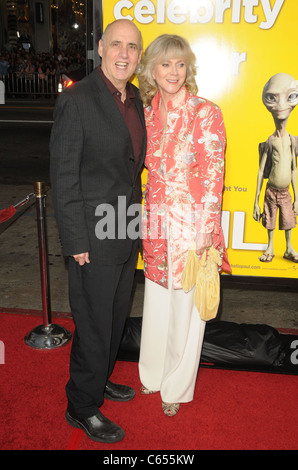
[133,87,147,176]
[90,70,146,179]
[135,94,145,128]
[91,70,132,141]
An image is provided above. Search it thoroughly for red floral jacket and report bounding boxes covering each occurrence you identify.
[143,87,230,289]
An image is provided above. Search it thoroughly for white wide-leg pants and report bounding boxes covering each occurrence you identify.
[139,259,206,403]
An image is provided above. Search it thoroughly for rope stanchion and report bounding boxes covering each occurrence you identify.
[0,192,35,224]
[24,182,72,350]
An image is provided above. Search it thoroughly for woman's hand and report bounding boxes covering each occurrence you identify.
[195,233,213,256]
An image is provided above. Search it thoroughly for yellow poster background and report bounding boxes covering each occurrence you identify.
[102,0,298,279]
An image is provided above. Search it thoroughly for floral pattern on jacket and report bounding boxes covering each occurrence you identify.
[143,86,230,289]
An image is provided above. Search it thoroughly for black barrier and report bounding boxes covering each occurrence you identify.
[118,316,298,375]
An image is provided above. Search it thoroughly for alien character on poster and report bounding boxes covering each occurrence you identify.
[253,73,298,263]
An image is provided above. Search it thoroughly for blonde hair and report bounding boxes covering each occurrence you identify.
[138,34,198,107]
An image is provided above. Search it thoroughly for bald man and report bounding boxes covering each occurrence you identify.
[50,20,146,443]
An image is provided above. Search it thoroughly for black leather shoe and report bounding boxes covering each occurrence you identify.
[104,380,135,402]
[65,410,125,443]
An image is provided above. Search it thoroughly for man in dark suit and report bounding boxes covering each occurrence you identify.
[50,19,146,443]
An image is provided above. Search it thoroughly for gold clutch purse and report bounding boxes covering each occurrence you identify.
[181,246,222,321]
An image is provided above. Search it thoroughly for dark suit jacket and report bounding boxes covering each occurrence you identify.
[50,68,146,264]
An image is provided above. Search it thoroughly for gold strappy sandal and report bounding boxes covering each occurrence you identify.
[140,385,158,395]
[162,401,180,417]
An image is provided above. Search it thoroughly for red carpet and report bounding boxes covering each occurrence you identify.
[0,312,298,450]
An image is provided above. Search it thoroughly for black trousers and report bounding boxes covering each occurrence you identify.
[66,242,138,418]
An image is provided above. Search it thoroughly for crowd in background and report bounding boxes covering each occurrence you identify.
[0,45,86,97]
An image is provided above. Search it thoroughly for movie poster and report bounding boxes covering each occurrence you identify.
[101,0,298,278]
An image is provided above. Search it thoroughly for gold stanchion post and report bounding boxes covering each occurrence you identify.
[25,182,72,349]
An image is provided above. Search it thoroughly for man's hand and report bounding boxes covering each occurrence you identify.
[73,252,90,265]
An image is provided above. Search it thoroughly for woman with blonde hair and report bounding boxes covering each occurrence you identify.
[138,34,230,416]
